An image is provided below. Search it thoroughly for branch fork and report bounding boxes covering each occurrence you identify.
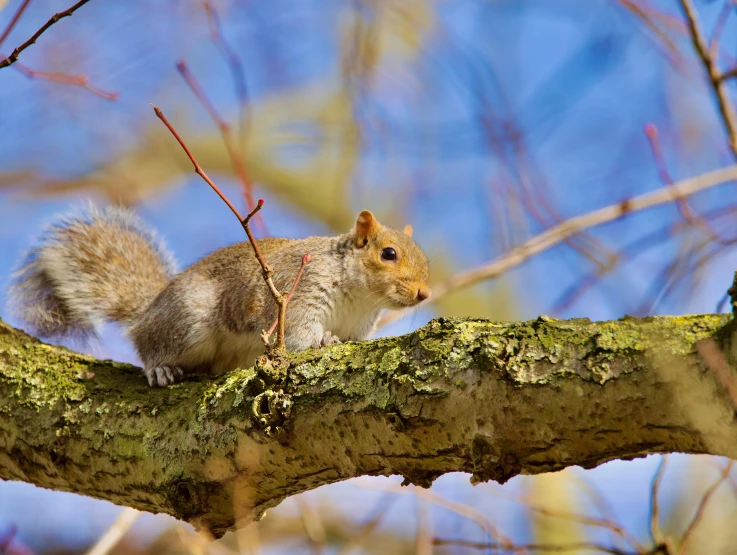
[151,104,309,358]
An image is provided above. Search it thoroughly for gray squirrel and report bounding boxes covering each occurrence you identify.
[8,204,431,386]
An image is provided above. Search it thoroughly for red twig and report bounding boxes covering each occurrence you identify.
[0,0,92,70]
[11,60,118,100]
[175,59,258,221]
[151,104,242,220]
[0,0,33,49]
[239,202,288,348]
[550,199,737,315]
[203,1,250,147]
[0,524,17,553]
[151,104,295,351]
[644,123,727,244]
[267,254,312,337]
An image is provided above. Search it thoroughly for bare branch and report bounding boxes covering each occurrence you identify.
[84,507,140,555]
[354,480,514,547]
[10,60,119,100]
[677,460,734,555]
[432,538,637,554]
[0,0,32,49]
[294,496,326,554]
[151,104,243,221]
[266,253,312,339]
[1,313,736,537]
[0,0,93,70]
[644,123,727,244]
[151,105,289,351]
[203,1,250,150]
[649,456,667,548]
[175,59,257,215]
[380,165,737,327]
[678,0,737,156]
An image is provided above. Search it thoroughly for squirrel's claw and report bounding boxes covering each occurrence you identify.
[144,365,184,387]
[313,330,341,349]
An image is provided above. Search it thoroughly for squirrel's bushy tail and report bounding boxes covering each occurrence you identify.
[8,203,177,341]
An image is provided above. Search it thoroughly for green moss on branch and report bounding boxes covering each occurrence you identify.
[0,314,735,537]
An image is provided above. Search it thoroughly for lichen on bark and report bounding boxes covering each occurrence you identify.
[0,313,736,537]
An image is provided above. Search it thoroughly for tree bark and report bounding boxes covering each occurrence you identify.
[1,314,736,537]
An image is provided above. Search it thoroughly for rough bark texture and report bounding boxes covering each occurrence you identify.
[1,314,736,537]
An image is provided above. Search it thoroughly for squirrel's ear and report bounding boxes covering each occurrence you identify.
[403,225,413,238]
[355,210,380,246]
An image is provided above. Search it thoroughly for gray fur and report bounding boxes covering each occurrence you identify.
[10,204,431,387]
[8,203,176,341]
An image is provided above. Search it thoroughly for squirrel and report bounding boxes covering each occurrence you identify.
[8,204,431,387]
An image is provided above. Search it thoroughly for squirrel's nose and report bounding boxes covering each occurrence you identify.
[417,286,431,302]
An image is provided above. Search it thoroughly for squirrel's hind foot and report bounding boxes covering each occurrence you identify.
[313,331,341,349]
[144,365,184,387]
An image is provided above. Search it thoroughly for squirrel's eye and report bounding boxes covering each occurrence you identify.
[381,247,397,261]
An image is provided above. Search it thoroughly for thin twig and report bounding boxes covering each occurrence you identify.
[10,60,118,100]
[649,456,668,548]
[378,164,737,328]
[615,0,683,66]
[352,479,514,547]
[432,538,638,554]
[337,493,397,555]
[203,1,250,151]
[635,235,712,316]
[151,105,243,220]
[507,493,645,553]
[238,201,290,349]
[151,104,290,350]
[0,524,17,553]
[720,65,737,81]
[708,0,735,63]
[644,123,727,244]
[85,507,140,555]
[571,473,647,554]
[267,254,312,337]
[0,0,92,70]
[415,494,433,555]
[0,0,33,48]
[678,0,737,156]
[294,496,326,555]
[677,460,734,555]
[175,59,257,215]
[550,200,737,314]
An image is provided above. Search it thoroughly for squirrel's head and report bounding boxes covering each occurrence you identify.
[352,210,431,309]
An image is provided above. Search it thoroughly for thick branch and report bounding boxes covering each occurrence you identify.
[1,314,736,537]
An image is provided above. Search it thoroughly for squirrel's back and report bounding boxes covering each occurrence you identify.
[8,203,177,341]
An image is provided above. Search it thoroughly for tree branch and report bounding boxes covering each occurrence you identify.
[0,0,92,70]
[1,314,736,538]
[380,164,737,328]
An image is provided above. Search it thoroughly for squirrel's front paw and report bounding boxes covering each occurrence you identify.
[312,331,341,349]
[144,365,184,387]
